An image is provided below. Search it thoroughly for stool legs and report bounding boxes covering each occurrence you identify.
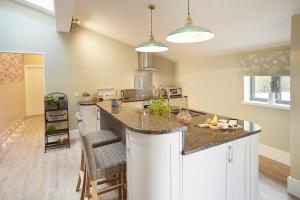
[85,170,91,199]
[120,172,125,200]
[80,165,87,200]
[91,180,98,200]
[76,150,85,192]
[118,173,122,199]
[76,173,82,192]
[87,172,126,200]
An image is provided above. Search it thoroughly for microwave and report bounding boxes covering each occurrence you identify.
[162,87,182,97]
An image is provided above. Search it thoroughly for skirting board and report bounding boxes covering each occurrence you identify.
[259,143,291,166]
[288,176,300,198]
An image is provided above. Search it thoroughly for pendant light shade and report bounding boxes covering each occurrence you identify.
[135,5,168,52]
[166,0,215,43]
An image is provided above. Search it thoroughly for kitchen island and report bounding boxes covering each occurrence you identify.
[96,101,261,200]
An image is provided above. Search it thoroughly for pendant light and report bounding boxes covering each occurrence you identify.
[166,0,215,43]
[135,4,168,52]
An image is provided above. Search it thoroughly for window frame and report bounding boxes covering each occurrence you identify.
[249,76,290,105]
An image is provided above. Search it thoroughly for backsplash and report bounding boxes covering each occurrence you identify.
[0,53,24,84]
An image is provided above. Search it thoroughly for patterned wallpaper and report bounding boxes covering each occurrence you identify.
[237,48,290,76]
[0,53,24,84]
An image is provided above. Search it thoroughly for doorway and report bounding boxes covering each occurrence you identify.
[0,52,44,135]
[24,54,45,116]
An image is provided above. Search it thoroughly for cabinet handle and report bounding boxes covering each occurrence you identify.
[228,145,233,163]
[97,109,100,120]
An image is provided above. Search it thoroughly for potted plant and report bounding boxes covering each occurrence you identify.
[46,124,56,134]
[82,92,91,102]
[148,98,170,116]
[44,95,59,110]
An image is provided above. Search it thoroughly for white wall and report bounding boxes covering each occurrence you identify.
[176,55,290,152]
[290,14,300,180]
[0,0,176,129]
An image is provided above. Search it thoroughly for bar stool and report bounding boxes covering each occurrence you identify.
[81,135,126,200]
[76,121,120,195]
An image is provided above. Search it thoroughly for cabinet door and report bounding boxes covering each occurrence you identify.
[126,129,182,200]
[227,137,250,200]
[183,143,228,200]
[79,105,98,132]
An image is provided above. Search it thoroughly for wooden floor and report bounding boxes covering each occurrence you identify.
[259,155,290,184]
[0,115,298,200]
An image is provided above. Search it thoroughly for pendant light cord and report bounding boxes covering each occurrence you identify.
[186,0,193,24]
[148,4,155,39]
[188,0,190,16]
[150,8,153,35]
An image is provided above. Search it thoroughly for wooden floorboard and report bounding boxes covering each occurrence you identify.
[0,115,298,200]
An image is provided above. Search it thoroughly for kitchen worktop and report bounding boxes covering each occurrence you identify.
[96,101,261,154]
[97,101,188,134]
[79,96,187,106]
[121,95,187,102]
[182,112,261,155]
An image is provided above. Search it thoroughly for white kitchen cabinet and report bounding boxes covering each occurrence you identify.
[78,105,100,132]
[126,129,183,200]
[226,137,251,200]
[183,135,258,200]
[183,143,228,200]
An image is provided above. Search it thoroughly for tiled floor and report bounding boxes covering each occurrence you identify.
[0,115,298,200]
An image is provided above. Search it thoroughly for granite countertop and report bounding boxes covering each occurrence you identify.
[97,101,261,154]
[182,113,261,155]
[97,101,188,134]
[122,95,187,103]
[79,96,187,105]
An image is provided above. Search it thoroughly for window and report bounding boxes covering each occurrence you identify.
[13,0,55,15]
[249,76,290,104]
[25,0,54,12]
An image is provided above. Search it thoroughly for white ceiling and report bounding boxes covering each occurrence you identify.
[74,0,300,60]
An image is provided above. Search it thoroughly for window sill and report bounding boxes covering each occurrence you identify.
[241,100,290,110]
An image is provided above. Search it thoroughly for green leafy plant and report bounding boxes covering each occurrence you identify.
[148,98,170,116]
[82,92,90,97]
[44,95,59,107]
[46,124,56,134]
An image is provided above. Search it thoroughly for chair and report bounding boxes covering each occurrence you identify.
[76,121,120,196]
[81,135,126,200]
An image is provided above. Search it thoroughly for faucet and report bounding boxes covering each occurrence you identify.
[159,88,180,117]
